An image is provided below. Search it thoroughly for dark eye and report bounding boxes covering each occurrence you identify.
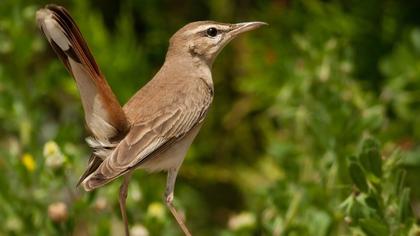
[206,27,218,37]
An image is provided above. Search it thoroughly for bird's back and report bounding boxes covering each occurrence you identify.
[123,60,214,124]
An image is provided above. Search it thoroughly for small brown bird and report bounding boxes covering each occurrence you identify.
[36,4,266,236]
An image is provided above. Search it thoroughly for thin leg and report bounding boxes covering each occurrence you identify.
[165,168,192,236]
[119,172,133,236]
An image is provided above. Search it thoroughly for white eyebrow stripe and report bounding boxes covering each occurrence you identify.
[183,24,231,35]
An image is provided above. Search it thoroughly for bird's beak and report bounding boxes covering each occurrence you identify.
[230,21,268,37]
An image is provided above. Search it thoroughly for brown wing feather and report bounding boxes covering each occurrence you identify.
[82,109,207,191]
[82,79,213,191]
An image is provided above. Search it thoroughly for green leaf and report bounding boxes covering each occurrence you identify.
[361,138,380,152]
[349,197,365,222]
[349,162,369,192]
[348,155,358,162]
[359,148,382,178]
[394,169,406,196]
[399,188,412,223]
[359,152,371,172]
[339,195,354,214]
[369,150,382,178]
[359,218,389,236]
[365,195,380,212]
[364,193,385,220]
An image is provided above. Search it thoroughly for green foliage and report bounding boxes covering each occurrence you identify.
[0,0,420,235]
[343,139,413,235]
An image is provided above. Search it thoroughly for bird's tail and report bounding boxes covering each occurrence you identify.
[36,5,129,141]
[76,154,102,187]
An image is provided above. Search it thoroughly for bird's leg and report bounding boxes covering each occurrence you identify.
[165,167,192,236]
[119,172,133,236]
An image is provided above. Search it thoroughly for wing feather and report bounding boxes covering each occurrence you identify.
[82,98,211,191]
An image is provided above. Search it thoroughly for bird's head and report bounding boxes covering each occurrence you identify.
[166,21,267,66]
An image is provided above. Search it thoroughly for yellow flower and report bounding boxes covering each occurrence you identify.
[146,202,165,220]
[21,153,36,172]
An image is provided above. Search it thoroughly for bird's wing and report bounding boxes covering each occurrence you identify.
[82,89,213,191]
[36,5,129,140]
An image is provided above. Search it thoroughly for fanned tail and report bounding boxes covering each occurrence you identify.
[36,4,129,141]
[36,5,130,187]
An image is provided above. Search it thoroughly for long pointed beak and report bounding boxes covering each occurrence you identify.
[230,21,268,36]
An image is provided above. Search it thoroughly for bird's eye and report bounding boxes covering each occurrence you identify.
[206,27,218,37]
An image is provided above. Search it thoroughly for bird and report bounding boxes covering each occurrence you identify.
[36,4,266,236]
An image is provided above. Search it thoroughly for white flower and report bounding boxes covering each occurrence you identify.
[228,212,256,231]
[129,184,142,202]
[94,197,108,211]
[43,141,65,169]
[130,224,149,236]
[5,217,22,232]
[48,202,68,222]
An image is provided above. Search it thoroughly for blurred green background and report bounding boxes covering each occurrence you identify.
[1,0,420,235]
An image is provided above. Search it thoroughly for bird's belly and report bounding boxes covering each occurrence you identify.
[139,124,202,172]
